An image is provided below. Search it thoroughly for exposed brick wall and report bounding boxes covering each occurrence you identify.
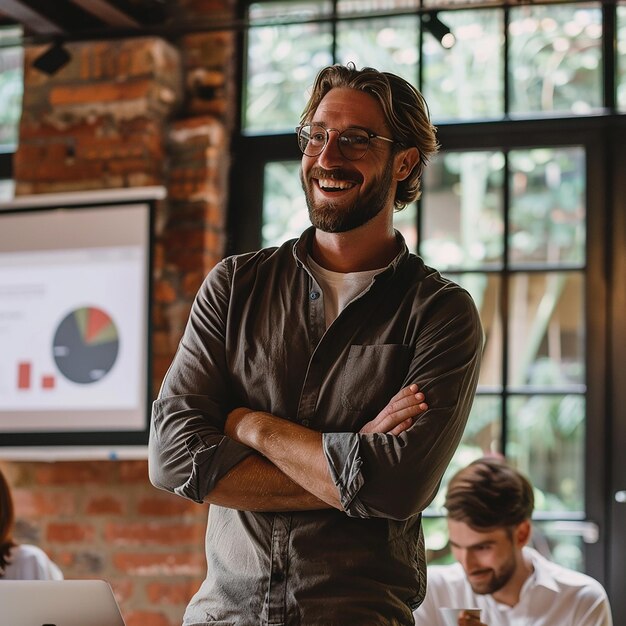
[2,460,208,626]
[15,37,182,195]
[3,2,238,624]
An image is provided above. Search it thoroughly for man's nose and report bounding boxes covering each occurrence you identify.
[317,130,344,166]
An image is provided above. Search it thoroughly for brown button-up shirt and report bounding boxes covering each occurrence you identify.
[149,227,483,626]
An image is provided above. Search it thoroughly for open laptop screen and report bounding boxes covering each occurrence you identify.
[0,579,126,626]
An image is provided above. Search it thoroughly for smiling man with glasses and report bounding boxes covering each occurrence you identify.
[150,63,483,626]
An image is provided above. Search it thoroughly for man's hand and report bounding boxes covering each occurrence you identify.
[227,383,427,442]
[360,384,427,435]
[458,610,486,626]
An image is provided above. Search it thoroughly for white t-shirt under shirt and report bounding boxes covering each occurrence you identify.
[307,255,381,327]
[1,544,64,580]
[413,547,612,626]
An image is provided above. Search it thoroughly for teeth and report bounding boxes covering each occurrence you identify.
[318,178,355,190]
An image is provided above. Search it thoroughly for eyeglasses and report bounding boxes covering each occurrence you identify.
[296,124,395,161]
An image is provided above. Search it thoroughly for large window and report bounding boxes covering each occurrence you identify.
[233,0,625,618]
[243,1,608,133]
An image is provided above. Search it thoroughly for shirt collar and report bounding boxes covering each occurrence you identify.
[522,546,561,594]
[292,226,410,276]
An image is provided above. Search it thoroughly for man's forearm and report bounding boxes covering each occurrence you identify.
[226,409,343,509]
[222,385,428,511]
[207,453,331,511]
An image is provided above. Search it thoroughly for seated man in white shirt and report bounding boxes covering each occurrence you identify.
[413,457,613,626]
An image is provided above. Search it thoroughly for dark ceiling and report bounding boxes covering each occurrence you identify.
[0,0,173,41]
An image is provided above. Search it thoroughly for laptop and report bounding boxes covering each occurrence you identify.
[0,579,126,626]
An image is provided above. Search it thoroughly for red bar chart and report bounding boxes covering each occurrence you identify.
[16,361,57,391]
[17,362,31,389]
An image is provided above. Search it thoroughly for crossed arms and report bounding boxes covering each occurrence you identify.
[203,384,428,512]
[149,255,483,519]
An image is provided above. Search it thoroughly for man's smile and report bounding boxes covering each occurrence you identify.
[317,178,357,192]
[309,167,363,195]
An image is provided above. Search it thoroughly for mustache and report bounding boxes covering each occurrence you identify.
[309,167,363,184]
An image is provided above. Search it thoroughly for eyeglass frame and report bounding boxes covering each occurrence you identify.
[295,124,397,161]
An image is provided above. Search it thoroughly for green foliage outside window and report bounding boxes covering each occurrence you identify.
[246,2,608,131]
[508,4,603,115]
[616,2,626,113]
[0,27,23,150]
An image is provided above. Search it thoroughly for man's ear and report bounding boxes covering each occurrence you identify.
[394,147,420,181]
[515,520,532,548]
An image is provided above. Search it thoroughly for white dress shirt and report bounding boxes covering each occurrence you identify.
[1,544,64,580]
[413,547,612,626]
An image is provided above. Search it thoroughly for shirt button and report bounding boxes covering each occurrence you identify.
[301,419,310,427]
[272,571,284,582]
[310,291,320,300]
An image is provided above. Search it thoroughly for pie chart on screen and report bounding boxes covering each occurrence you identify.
[52,306,120,384]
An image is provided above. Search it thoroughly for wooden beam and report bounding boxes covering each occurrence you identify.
[68,0,141,29]
[0,0,64,34]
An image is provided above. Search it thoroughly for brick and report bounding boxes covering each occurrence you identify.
[146,580,201,604]
[47,522,96,543]
[74,134,160,161]
[85,495,125,515]
[188,98,229,117]
[52,550,105,574]
[16,158,105,184]
[106,157,162,177]
[50,79,154,106]
[182,32,233,69]
[170,115,224,145]
[110,579,135,604]
[118,461,150,484]
[125,611,173,626]
[154,279,178,304]
[12,488,76,516]
[182,271,206,297]
[137,495,206,518]
[126,171,160,187]
[163,250,203,273]
[34,462,114,485]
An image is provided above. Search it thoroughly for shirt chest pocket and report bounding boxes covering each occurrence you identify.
[340,344,412,416]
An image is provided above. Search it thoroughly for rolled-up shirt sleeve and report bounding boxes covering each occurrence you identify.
[323,288,483,520]
[148,258,253,503]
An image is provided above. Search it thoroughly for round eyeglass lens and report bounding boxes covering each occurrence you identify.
[298,125,324,156]
[298,125,371,160]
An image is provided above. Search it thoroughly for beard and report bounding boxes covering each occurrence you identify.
[300,158,395,233]
[467,552,517,596]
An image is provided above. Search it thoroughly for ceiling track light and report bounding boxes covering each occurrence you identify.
[32,40,71,76]
[422,11,456,49]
